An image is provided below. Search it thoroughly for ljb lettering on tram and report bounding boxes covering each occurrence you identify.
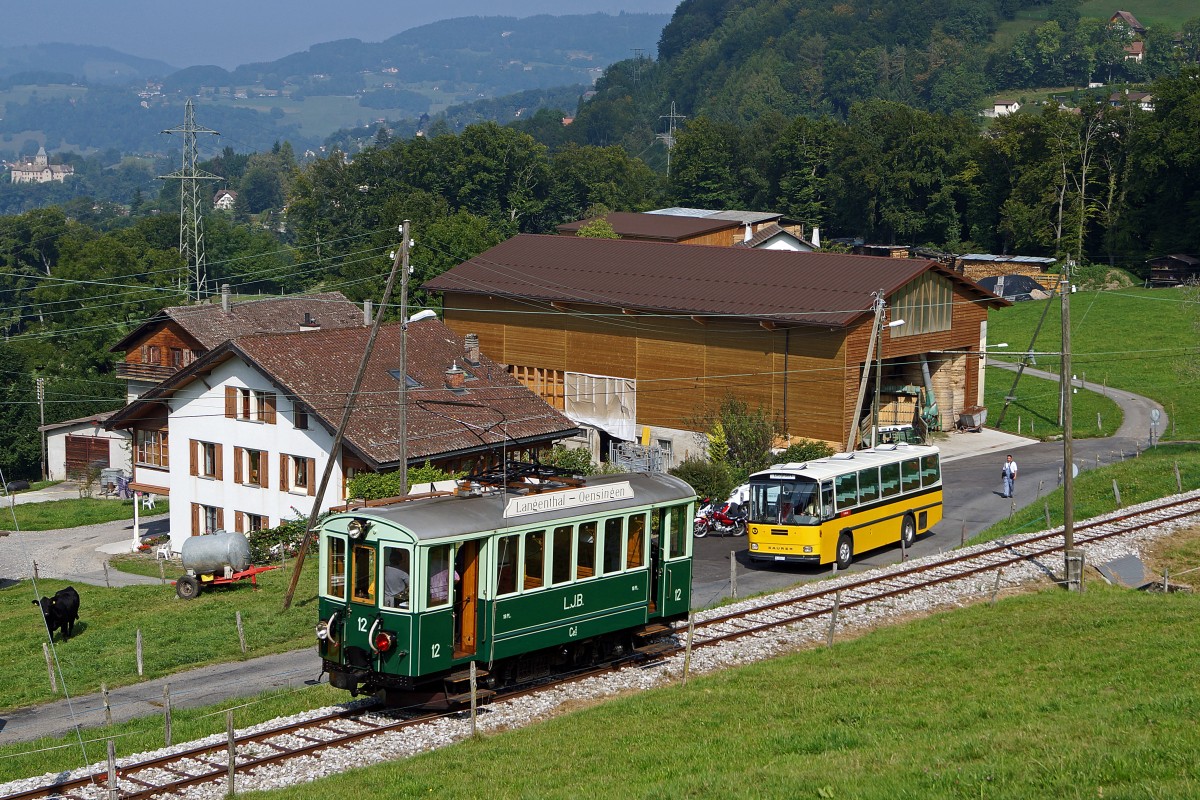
[563,593,584,610]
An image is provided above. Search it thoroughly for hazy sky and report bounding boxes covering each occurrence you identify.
[3,0,681,70]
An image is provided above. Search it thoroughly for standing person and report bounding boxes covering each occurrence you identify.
[1001,454,1018,498]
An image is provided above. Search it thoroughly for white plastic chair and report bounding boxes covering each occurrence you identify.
[156,544,171,560]
[141,493,157,510]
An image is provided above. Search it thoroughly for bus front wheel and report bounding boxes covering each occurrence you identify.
[836,533,853,570]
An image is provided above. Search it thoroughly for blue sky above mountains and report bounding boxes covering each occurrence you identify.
[3,0,680,70]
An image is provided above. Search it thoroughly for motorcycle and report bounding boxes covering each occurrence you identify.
[693,500,747,538]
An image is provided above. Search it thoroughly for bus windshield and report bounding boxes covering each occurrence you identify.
[750,478,821,525]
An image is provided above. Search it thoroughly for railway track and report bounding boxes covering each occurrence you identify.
[12,492,1200,799]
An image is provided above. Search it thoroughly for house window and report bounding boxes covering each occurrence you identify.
[192,503,223,535]
[202,443,218,477]
[294,404,309,430]
[225,387,276,423]
[281,454,316,495]
[235,447,268,487]
[237,512,265,532]
[135,429,169,468]
[657,439,674,470]
[147,345,161,364]
[170,348,183,367]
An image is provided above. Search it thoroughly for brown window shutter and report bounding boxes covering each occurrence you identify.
[189,440,198,476]
[214,443,224,480]
[260,453,270,488]
[280,453,288,491]
[233,447,243,484]
[307,458,316,496]
[191,503,199,536]
[140,344,148,362]
[263,392,277,424]
[225,386,237,419]
[235,511,244,533]
[216,507,224,530]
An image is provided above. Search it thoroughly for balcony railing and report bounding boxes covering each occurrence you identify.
[116,362,178,382]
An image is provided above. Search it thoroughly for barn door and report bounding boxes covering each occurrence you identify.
[453,540,479,658]
[65,436,110,478]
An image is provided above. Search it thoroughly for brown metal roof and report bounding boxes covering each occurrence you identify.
[426,234,1003,328]
[108,318,578,468]
[110,292,365,352]
[556,212,742,242]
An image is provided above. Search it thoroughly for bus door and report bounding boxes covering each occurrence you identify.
[819,480,835,556]
[453,539,480,658]
[344,540,379,668]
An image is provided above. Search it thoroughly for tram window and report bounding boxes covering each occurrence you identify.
[351,544,376,604]
[626,514,646,569]
[834,473,858,510]
[880,462,901,498]
[577,521,597,579]
[382,546,410,609]
[326,537,346,599]
[524,530,545,590]
[602,517,623,574]
[551,525,573,585]
[920,454,940,486]
[858,468,880,504]
[901,458,921,492]
[669,505,687,558]
[427,544,452,607]
[496,535,519,596]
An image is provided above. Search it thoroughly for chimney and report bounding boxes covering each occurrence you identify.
[221,284,231,313]
[743,222,753,243]
[811,227,821,249]
[363,299,373,326]
[300,312,320,331]
[444,361,466,391]
[464,333,480,366]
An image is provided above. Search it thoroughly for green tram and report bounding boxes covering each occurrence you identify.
[317,471,696,705]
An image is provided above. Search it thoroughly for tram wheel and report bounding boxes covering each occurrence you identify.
[835,533,853,570]
[900,514,916,549]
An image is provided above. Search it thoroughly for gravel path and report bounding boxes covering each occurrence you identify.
[1,515,170,588]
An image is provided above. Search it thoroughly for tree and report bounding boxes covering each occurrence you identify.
[668,117,743,208]
[575,217,619,238]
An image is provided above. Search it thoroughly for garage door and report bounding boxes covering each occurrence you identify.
[65,436,110,478]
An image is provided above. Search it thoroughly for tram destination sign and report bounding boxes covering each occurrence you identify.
[505,481,635,518]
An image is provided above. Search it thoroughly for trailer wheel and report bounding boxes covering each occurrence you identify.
[176,575,201,600]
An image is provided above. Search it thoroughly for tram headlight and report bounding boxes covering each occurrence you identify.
[347,518,369,540]
[316,620,330,640]
[373,630,397,653]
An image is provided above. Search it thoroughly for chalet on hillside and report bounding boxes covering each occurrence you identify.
[106,318,578,552]
[425,235,1007,462]
[1146,254,1200,286]
[1109,10,1146,35]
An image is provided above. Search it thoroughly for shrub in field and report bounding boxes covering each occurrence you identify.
[248,516,311,564]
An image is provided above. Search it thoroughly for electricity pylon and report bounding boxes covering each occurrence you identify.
[161,99,221,301]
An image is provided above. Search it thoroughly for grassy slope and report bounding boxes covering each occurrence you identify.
[1078,0,1198,28]
[1,498,170,532]
[243,585,1200,800]
[985,288,1198,441]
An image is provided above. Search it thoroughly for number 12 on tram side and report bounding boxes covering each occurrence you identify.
[746,444,943,569]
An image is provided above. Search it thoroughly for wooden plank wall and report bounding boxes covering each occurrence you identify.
[443,282,991,446]
[123,323,203,365]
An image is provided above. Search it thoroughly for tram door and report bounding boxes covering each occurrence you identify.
[453,540,480,658]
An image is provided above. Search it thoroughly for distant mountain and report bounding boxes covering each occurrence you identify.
[0,43,176,86]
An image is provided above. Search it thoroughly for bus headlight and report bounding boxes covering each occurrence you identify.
[750,542,758,551]
[803,546,813,553]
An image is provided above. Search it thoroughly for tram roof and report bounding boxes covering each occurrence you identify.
[330,472,697,542]
[750,444,940,482]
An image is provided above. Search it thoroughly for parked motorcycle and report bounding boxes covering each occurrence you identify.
[693,500,747,538]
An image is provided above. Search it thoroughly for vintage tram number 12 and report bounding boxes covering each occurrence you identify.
[357,617,368,632]
[431,643,441,659]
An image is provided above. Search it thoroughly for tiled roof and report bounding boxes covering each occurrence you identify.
[110,318,577,468]
[556,212,742,241]
[110,292,365,352]
[425,234,1002,328]
[730,223,815,250]
[647,208,783,225]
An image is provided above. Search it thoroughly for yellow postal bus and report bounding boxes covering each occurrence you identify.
[747,443,942,568]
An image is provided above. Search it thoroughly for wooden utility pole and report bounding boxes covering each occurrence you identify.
[846,292,884,453]
[281,223,409,611]
[994,282,1059,428]
[1061,264,1080,590]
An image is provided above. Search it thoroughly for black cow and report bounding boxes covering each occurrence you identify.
[33,586,80,641]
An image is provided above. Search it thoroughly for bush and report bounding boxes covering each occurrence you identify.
[247,516,310,564]
[538,445,599,475]
[347,462,462,501]
[669,457,736,504]
[774,439,835,464]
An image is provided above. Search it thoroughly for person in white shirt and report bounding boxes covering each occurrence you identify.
[1002,454,1018,498]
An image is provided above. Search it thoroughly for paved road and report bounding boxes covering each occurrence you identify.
[0,367,1169,746]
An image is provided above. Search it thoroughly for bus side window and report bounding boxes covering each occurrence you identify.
[858,468,880,503]
[921,454,940,486]
[880,461,901,497]
[820,481,834,519]
[835,473,857,511]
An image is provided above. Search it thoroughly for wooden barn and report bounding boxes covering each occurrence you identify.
[425,235,1007,462]
[1146,254,1200,286]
